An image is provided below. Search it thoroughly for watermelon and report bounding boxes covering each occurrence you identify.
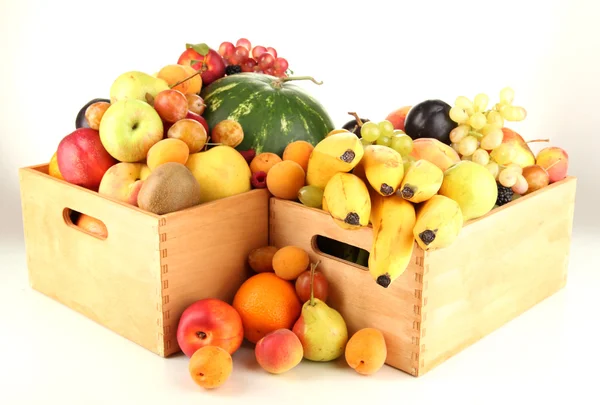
[200,73,335,156]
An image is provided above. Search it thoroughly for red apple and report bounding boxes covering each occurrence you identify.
[178,43,225,86]
[57,128,117,191]
[385,106,412,132]
[176,298,244,357]
[186,110,209,135]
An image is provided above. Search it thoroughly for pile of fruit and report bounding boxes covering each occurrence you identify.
[44,38,570,388]
[177,245,386,389]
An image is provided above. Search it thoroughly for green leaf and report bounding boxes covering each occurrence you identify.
[185,43,210,56]
[190,59,203,65]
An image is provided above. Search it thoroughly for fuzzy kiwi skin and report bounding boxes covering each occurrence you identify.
[137,162,201,214]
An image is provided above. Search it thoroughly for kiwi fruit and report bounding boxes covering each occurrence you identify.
[137,162,201,214]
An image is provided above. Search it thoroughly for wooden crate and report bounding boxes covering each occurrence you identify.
[269,176,577,377]
[18,163,269,357]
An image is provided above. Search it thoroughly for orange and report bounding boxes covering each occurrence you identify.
[48,152,64,180]
[232,273,301,344]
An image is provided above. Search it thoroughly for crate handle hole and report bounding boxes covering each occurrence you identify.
[310,235,369,271]
[63,208,108,240]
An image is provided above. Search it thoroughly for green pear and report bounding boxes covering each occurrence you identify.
[438,160,498,222]
[109,71,169,104]
[292,262,348,361]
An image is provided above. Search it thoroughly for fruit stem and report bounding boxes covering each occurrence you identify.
[469,131,483,139]
[544,159,562,171]
[170,69,202,90]
[309,260,321,307]
[526,138,550,144]
[348,112,364,127]
[277,76,323,85]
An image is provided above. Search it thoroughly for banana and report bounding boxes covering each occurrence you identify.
[323,172,371,230]
[413,195,463,251]
[368,193,416,288]
[361,145,404,196]
[306,132,365,189]
[399,159,444,203]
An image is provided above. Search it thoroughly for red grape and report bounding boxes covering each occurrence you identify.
[218,42,235,58]
[266,47,278,58]
[274,69,287,78]
[295,270,329,303]
[236,38,251,52]
[252,46,267,60]
[258,53,275,70]
[263,67,275,76]
[234,46,249,63]
[273,57,288,72]
[241,58,257,72]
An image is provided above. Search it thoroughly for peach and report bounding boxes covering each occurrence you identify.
[98,162,145,206]
[250,152,282,175]
[57,128,118,190]
[140,164,151,180]
[146,138,189,170]
[255,329,303,374]
[345,327,387,375]
[188,346,232,389]
[176,298,244,357]
[157,64,202,95]
[385,105,412,132]
[536,146,569,183]
[409,138,460,171]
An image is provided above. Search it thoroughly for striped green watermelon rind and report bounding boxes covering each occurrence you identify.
[200,73,335,156]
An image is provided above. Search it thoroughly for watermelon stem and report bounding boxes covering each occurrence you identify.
[275,76,323,87]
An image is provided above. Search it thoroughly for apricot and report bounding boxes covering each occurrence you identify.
[283,140,314,173]
[345,328,387,375]
[48,152,64,180]
[272,246,310,281]
[248,246,278,273]
[157,64,202,95]
[250,152,282,175]
[188,345,232,389]
[255,329,303,374]
[146,138,190,170]
[76,213,108,239]
[266,160,305,200]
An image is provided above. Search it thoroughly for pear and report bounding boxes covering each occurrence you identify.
[109,71,170,104]
[292,262,348,362]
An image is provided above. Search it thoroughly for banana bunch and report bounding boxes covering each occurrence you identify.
[308,130,468,288]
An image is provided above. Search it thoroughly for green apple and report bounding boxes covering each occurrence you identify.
[99,99,164,162]
[109,71,169,104]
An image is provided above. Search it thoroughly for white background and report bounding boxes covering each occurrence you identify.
[1,0,599,404]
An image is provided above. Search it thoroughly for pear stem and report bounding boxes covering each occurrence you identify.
[309,260,321,307]
[348,112,364,127]
[526,138,550,144]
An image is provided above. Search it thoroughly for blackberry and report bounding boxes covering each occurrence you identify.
[496,183,513,206]
[225,65,242,75]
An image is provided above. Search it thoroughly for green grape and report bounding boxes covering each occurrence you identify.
[512,174,528,195]
[458,135,478,157]
[375,135,391,147]
[499,87,515,104]
[485,161,500,179]
[449,107,469,124]
[390,134,413,156]
[360,138,373,147]
[501,106,527,121]
[297,185,324,208]
[378,120,395,137]
[403,155,416,174]
[480,129,503,150]
[360,121,381,142]
[487,110,504,127]
[468,112,487,130]
[455,96,474,115]
[472,148,490,166]
[498,168,518,188]
[490,143,517,165]
[473,93,489,113]
[449,125,470,143]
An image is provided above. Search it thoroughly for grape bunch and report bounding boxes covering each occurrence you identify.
[218,38,289,78]
[360,120,414,157]
[448,87,529,196]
